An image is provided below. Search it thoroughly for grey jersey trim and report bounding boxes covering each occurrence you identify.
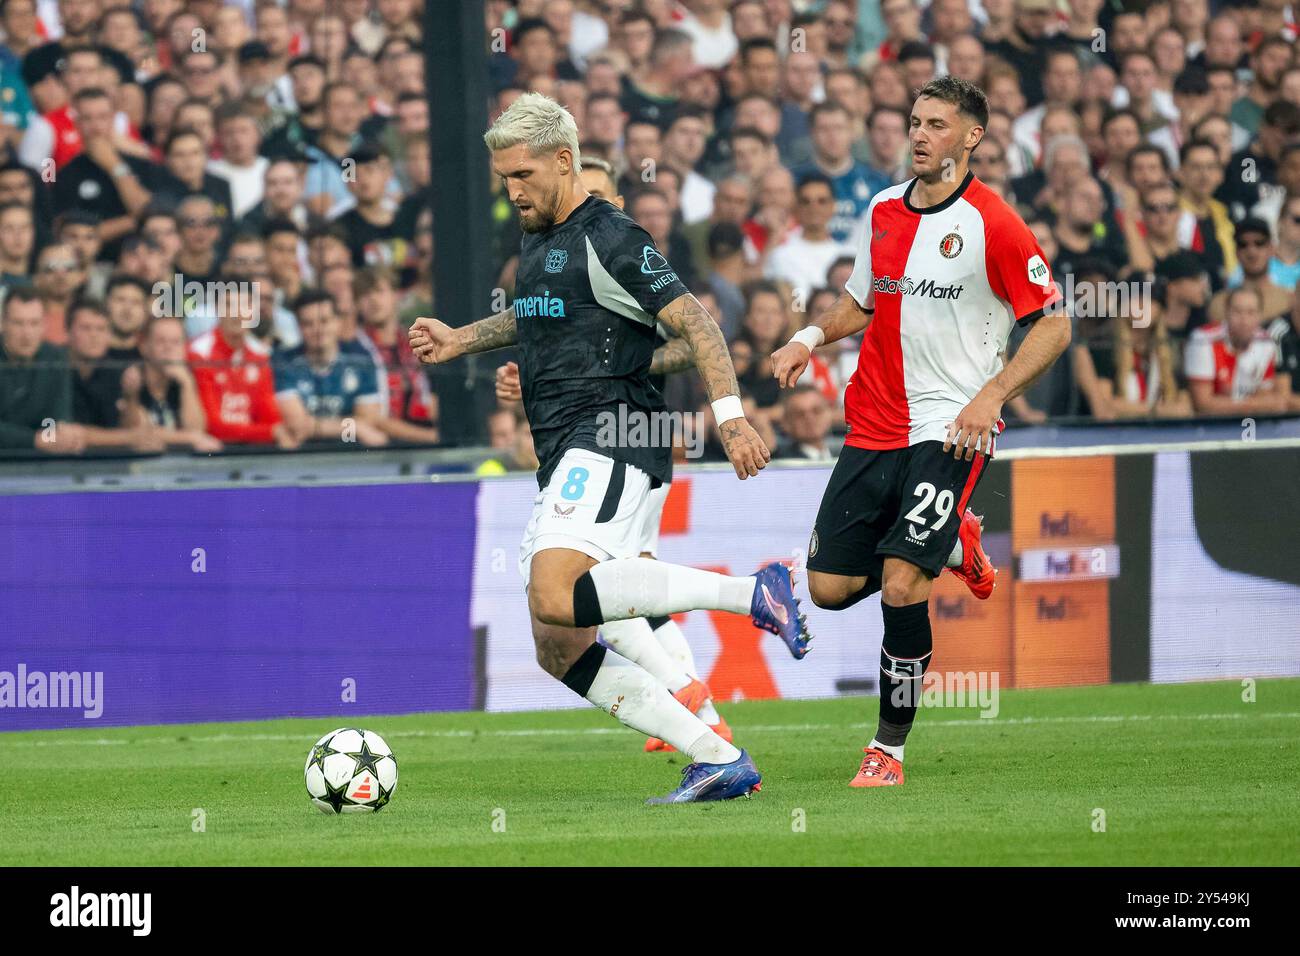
[584,235,655,326]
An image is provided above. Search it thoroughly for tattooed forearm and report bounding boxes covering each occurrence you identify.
[655,294,739,403]
[457,307,518,355]
[649,336,695,375]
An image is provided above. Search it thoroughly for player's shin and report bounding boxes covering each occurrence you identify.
[561,643,740,764]
[647,615,721,724]
[872,601,933,762]
[598,617,692,693]
[572,557,754,626]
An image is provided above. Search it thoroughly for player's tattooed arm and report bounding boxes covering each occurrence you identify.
[771,293,873,388]
[656,293,771,479]
[649,335,695,375]
[410,307,517,364]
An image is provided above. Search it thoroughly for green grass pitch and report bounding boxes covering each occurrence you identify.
[2,679,1297,866]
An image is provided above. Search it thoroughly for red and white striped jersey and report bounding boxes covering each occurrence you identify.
[843,172,1061,450]
[1184,323,1277,398]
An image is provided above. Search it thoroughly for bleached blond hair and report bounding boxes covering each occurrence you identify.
[483,92,582,168]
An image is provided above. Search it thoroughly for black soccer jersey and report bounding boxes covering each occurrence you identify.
[514,195,689,489]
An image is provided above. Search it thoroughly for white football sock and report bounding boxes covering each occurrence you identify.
[583,650,740,763]
[946,539,963,569]
[651,617,720,724]
[598,617,691,693]
[586,557,755,621]
[870,738,904,761]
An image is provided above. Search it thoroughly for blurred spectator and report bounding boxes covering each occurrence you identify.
[0,287,84,453]
[118,313,221,452]
[1073,294,1193,420]
[1186,286,1290,415]
[476,406,539,475]
[793,101,889,242]
[335,142,406,268]
[0,200,34,289]
[34,241,85,345]
[274,288,387,446]
[355,266,437,444]
[188,275,295,448]
[736,279,789,416]
[66,298,163,450]
[764,172,852,303]
[208,103,270,220]
[774,384,834,461]
[104,275,151,363]
[1213,218,1293,326]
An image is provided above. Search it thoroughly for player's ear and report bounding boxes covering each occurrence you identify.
[967,125,985,153]
[556,147,574,176]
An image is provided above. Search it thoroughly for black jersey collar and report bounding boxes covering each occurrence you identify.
[903,170,975,215]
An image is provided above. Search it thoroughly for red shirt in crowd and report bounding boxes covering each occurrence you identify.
[188,328,282,444]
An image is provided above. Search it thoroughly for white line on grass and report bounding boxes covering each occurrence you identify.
[1,711,1297,747]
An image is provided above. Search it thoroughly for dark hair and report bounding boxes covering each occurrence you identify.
[1179,138,1219,167]
[1101,106,1142,133]
[809,100,851,126]
[71,86,111,107]
[1172,67,1210,97]
[261,217,300,240]
[627,187,669,214]
[796,171,834,195]
[164,125,204,154]
[915,75,990,129]
[106,274,151,298]
[1125,143,1172,176]
[511,18,555,47]
[55,209,102,231]
[1263,99,1300,135]
[291,288,336,315]
[739,37,778,62]
[728,124,771,147]
[896,40,935,64]
[707,221,745,259]
[1,286,41,319]
[65,296,109,332]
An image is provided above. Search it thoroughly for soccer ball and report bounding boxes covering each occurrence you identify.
[304,728,398,814]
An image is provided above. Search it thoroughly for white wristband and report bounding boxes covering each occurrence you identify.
[711,394,744,425]
[790,326,825,351]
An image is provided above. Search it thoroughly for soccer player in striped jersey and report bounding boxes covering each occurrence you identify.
[772,77,1072,788]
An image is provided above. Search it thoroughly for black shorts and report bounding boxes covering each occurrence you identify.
[806,441,989,580]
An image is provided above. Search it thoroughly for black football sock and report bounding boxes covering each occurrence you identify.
[874,600,932,754]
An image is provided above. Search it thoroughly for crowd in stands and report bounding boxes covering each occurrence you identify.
[2,0,1300,465]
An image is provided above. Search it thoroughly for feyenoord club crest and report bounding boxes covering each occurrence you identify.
[544,248,568,273]
[939,232,963,258]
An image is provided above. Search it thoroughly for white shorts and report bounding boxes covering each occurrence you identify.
[518,448,667,586]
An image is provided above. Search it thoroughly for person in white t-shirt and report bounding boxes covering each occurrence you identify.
[661,105,716,225]
[764,173,853,302]
[207,106,270,221]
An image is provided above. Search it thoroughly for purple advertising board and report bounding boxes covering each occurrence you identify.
[0,482,479,730]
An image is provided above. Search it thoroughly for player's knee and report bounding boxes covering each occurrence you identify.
[531,630,569,679]
[808,571,873,610]
[528,585,575,628]
[879,577,915,607]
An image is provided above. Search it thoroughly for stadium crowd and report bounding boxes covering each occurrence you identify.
[1,0,1299,465]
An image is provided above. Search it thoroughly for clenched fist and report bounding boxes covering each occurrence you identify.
[409,316,460,365]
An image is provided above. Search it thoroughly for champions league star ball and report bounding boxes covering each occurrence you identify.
[304,728,398,814]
